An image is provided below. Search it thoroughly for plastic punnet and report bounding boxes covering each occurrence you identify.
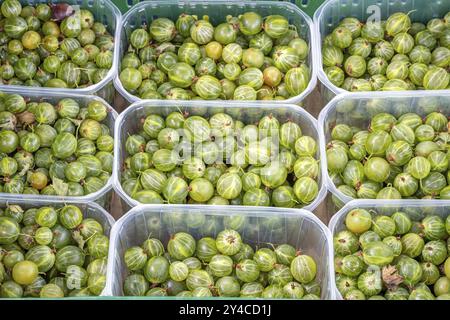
[313,0,450,103]
[0,0,122,103]
[113,100,326,211]
[114,0,317,104]
[318,91,450,207]
[0,88,118,208]
[105,204,335,299]
[0,195,115,297]
[329,199,450,299]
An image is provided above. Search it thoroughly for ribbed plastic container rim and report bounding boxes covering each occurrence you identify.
[328,198,450,300]
[0,195,115,298]
[318,90,450,205]
[111,0,327,18]
[113,0,317,104]
[104,203,335,298]
[112,99,327,211]
[0,0,122,96]
[313,0,450,97]
[0,88,118,203]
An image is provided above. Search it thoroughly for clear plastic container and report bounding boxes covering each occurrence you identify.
[328,199,450,300]
[0,88,118,209]
[114,0,317,104]
[318,91,450,206]
[0,195,115,297]
[313,0,450,103]
[105,204,335,299]
[0,0,122,104]
[112,100,327,211]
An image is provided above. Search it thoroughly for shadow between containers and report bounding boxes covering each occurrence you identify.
[104,204,336,299]
[113,0,318,105]
[112,100,327,212]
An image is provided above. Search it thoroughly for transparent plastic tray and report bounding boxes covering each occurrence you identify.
[105,204,335,299]
[113,100,327,211]
[328,199,450,300]
[0,195,115,298]
[313,0,450,103]
[0,0,122,104]
[114,0,317,104]
[0,88,118,208]
[318,91,450,206]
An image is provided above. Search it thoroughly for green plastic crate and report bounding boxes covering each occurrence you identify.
[111,0,326,17]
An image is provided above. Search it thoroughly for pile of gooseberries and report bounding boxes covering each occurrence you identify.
[322,11,450,91]
[121,111,320,207]
[326,109,449,202]
[334,208,450,300]
[0,1,115,89]
[122,226,320,298]
[119,12,310,100]
[0,92,114,196]
[0,203,109,298]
